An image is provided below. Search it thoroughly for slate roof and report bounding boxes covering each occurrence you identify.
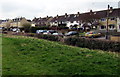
[12,17,24,22]
[32,16,53,26]
[33,8,120,25]
[50,8,120,23]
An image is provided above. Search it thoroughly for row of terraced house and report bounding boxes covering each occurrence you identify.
[1,8,120,32]
[0,17,31,28]
[32,8,120,32]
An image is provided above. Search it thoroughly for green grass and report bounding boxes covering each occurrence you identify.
[0,34,2,76]
[2,35,120,75]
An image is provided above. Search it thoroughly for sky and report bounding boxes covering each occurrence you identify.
[0,0,120,20]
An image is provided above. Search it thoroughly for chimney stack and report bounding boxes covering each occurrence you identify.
[65,13,68,17]
[77,12,80,15]
[39,17,41,20]
[90,10,93,13]
[56,15,59,18]
[77,12,80,16]
[65,13,67,16]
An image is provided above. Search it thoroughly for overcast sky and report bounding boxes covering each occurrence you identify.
[0,0,120,20]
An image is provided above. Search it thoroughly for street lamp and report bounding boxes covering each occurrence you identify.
[106,5,113,39]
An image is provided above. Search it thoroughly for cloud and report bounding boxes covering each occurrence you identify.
[0,0,119,19]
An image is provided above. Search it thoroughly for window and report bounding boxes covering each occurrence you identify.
[101,18,106,21]
[109,24,115,29]
[71,21,73,23]
[101,25,106,29]
[110,18,115,21]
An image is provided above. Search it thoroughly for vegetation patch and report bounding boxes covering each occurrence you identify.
[2,35,120,75]
[64,37,120,52]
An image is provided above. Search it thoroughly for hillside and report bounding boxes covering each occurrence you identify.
[2,35,119,75]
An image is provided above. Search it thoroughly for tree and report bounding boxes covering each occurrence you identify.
[22,23,31,33]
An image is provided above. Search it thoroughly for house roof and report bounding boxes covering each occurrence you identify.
[108,8,120,17]
[32,17,53,23]
[33,8,120,24]
[27,20,31,22]
[51,8,120,23]
[12,17,26,22]
[0,20,9,23]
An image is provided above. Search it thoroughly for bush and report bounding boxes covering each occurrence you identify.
[30,27,38,33]
[64,37,120,52]
[17,32,120,52]
[35,34,60,41]
[37,26,49,30]
[27,33,36,37]
[22,23,31,33]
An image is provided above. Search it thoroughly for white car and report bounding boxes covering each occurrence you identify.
[36,30,47,34]
[52,33,63,36]
[12,28,20,32]
[43,32,51,35]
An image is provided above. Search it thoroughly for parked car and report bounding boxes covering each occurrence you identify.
[1,27,6,31]
[65,31,79,36]
[43,32,51,35]
[52,33,63,36]
[12,28,20,32]
[85,31,102,38]
[0,27,3,30]
[36,30,47,34]
[47,30,57,34]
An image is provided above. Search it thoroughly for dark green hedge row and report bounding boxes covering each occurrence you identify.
[24,33,120,52]
[64,37,120,52]
[25,33,60,42]
[36,34,60,41]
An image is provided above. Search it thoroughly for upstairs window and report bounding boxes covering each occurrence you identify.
[101,25,106,29]
[70,21,73,23]
[110,17,115,21]
[109,24,115,29]
[101,18,106,21]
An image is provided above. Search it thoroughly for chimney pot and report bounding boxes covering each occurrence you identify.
[77,12,80,15]
[65,13,67,16]
[90,10,92,13]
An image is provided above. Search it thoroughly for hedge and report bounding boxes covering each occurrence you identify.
[35,34,59,41]
[64,37,120,52]
[14,33,120,52]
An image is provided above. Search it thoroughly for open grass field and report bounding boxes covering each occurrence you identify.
[2,35,120,75]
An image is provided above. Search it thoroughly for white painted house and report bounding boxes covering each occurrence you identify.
[117,17,120,32]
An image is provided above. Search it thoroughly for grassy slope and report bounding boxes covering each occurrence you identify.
[0,34,2,76]
[2,35,119,75]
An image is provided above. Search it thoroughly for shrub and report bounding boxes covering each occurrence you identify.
[22,23,31,33]
[16,32,120,52]
[20,33,35,37]
[35,34,60,41]
[37,26,49,30]
[30,27,37,33]
[64,37,120,52]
